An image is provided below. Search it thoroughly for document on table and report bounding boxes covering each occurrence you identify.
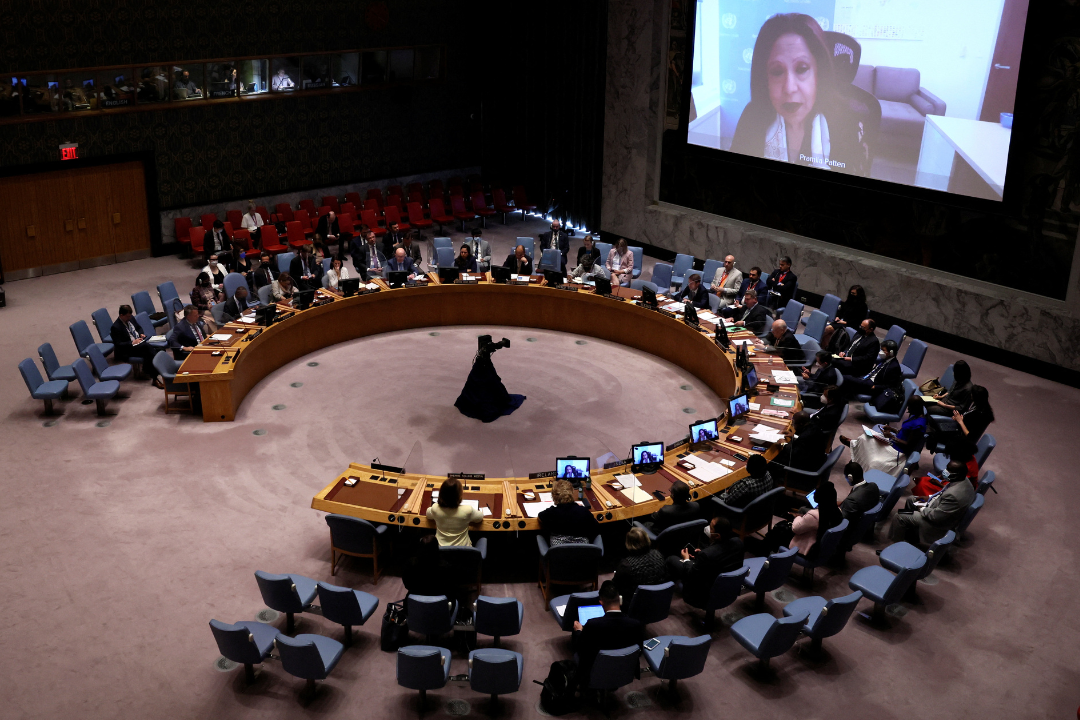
[733,339,755,346]
[210,334,233,342]
[687,461,730,483]
[365,282,380,290]
[665,301,686,312]
[462,499,480,511]
[622,486,653,503]
[150,335,168,342]
[236,316,256,324]
[770,397,795,408]
[614,473,640,488]
[698,310,719,322]
[772,370,798,384]
[748,402,761,411]
[522,501,555,517]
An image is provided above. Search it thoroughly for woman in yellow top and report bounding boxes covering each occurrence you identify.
[425,477,483,547]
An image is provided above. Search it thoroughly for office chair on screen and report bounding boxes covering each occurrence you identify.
[823,31,881,177]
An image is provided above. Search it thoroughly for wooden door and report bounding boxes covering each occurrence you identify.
[72,164,118,267]
[979,0,1029,121]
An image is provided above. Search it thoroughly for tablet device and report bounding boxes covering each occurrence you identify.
[632,442,664,466]
[689,418,718,443]
[576,605,605,625]
[806,490,818,508]
[556,457,590,482]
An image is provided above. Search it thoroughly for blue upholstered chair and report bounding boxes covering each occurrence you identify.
[407,595,459,640]
[587,645,640,707]
[132,290,170,329]
[880,530,955,591]
[863,379,917,424]
[134,313,167,348]
[210,302,227,326]
[699,259,722,290]
[900,339,927,379]
[781,590,862,655]
[19,358,69,414]
[72,358,119,416]
[153,351,190,413]
[816,293,841,324]
[630,279,658,293]
[316,581,380,646]
[742,545,799,608]
[434,236,454,258]
[276,251,296,274]
[254,571,318,634]
[257,284,273,306]
[324,514,388,580]
[755,314,774,339]
[786,338,820,369]
[90,308,115,346]
[38,343,78,387]
[844,500,885,551]
[730,610,810,670]
[536,535,603,601]
[976,470,996,495]
[630,245,643,278]
[848,552,927,623]
[932,433,996,474]
[779,299,804,328]
[275,633,344,695]
[680,564,748,627]
[397,645,452,704]
[549,591,601,631]
[539,248,562,273]
[631,518,707,558]
[881,473,911,517]
[70,320,113,359]
[514,237,534,260]
[209,619,279,683]
[884,324,906,348]
[643,635,710,695]
[626,582,675,626]
[156,281,180,317]
[223,272,253,304]
[436,246,455,269]
[468,648,523,706]
[475,596,523,647]
[669,253,695,289]
[792,518,849,583]
[797,309,828,344]
[85,344,132,382]
[955,494,985,540]
[440,537,488,593]
[708,293,721,313]
[595,241,612,260]
[782,445,844,493]
[650,262,673,293]
[709,486,785,539]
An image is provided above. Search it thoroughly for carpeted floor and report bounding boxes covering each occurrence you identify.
[2,216,1079,719]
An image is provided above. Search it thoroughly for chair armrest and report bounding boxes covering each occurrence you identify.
[536,534,550,557]
[708,496,743,516]
[474,536,489,560]
[374,524,389,535]
[916,87,946,115]
[781,465,816,479]
[631,521,657,541]
[591,535,604,555]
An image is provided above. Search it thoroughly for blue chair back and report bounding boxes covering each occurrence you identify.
[436,246,455,268]
[922,530,956,579]
[588,645,640,690]
[316,582,369,626]
[325,514,378,554]
[275,635,332,680]
[469,649,521,696]
[956,493,985,536]
[70,320,97,356]
[706,566,749,613]
[398,646,450,690]
[546,543,602,583]
[780,299,804,326]
[801,309,828,342]
[157,281,180,309]
[759,612,808,658]
[254,571,308,614]
[752,545,799,591]
[630,246,643,277]
[91,308,114,343]
[153,350,181,381]
[809,591,862,640]
[514,237,534,260]
[851,500,884,546]
[210,620,270,665]
[700,259,722,289]
[539,248,561,272]
[901,339,927,377]
[882,554,927,604]
[223,272,248,299]
[440,543,485,580]
[670,254,694,286]
[976,471,995,495]
[813,518,849,566]
[434,236,454,250]
[475,596,523,639]
[73,358,99,395]
[655,635,711,679]
[595,241,612,259]
[884,324,906,347]
[407,595,458,636]
[322,257,332,273]
[131,290,157,318]
[84,344,112,376]
[881,473,911,516]
[818,293,841,320]
[653,519,709,557]
[558,591,601,626]
[630,279,658,293]
[135,312,156,337]
[257,285,273,306]
[974,434,996,466]
[708,293,720,313]
[650,262,673,291]
[37,343,65,379]
[277,252,295,274]
[939,364,955,392]
[627,582,674,625]
[19,358,46,394]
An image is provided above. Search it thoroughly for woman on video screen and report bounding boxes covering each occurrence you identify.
[731,13,861,174]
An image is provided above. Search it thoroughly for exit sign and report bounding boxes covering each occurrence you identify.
[59,143,79,161]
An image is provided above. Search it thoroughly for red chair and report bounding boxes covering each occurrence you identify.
[223,221,235,240]
[387,184,404,198]
[406,182,424,196]
[384,205,409,231]
[200,213,218,231]
[363,198,380,213]
[189,227,207,255]
[360,209,386,235]
[320,196,340,213]
[345,191,363,207]
[470,180,484,193]
[512,186,537,221]
[316,206,331,220]
[232,228,252,254]
[174,217,193,247]
[286,221,308,249]
[451,195,476,231]
[226,209,243,230]
[407,202,433,230]
[339,213,356,241]
[429,179,444,197]
[296,211,315,237]
[448,184,464,199]
[471,191,496,227]
[428,198,454,231]
[385,194,403,211]
[492,188,515,224]
[299,199,316,215]
[275,203,294,222]
[366,188,384,207]
[340,202,356,218]
[407,190,425,205]
[256,206,272,224]
[261,225,287,254]
[448,175,465,189]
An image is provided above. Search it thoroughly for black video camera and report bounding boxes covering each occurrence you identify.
[478,335,510,354]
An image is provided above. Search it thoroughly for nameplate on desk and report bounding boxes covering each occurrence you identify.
[666,437,690,451]
[447,472,485,481]
[528,470,557,479]
[556,285,579,292]
[209,89,235,99]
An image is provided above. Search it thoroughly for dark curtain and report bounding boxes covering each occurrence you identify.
[480,0,608,233]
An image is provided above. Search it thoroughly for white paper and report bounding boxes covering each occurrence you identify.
[539,492,553,503]
[210,333,232,342]
[748,402,761,411]
[555,604,567,617]
[150,335,168,342]
[614,473,640,488]
[522,501,555,517]
[688,462,730,482]
[462,499,480,511]
[622,486,653,503]
[365,282,379,290]
[481,506,492,517]
[863,424,888,441]
[237,316,256,324]
[698,311,719,322]
[733,339,755,346]
[772,370,798,384]
[665,301,686,312]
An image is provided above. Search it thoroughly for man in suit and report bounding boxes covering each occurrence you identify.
[889,460,975,546]
[572,581,643,689]
[466,228,492,272]
[674,273,710,310]
[832,319,880,376]
[711,255,744,303]
[722,289,768,334]
[539,219,570,271]
[645,480,701,532]
[396,230,424,268]
[110,304,164,386]
[387,247,417,279]
[221,286,250,323]
[289,244,322,291]
[206,220,231,258]
[806,384,844,440]
[764,318,803,365]
[840,338,902,405]
[839,462,880,520]
[503,244,533,276]
[252,252,277,290]
[381,221,405,259]
[771,410,828,479]
[729,266,766,308]
[665,516,745,612]
[351,230,386,281]
[764,256,798,310]
[315,210,347,255]
[168,305,210,359]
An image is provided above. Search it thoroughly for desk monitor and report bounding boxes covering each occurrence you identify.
[577,605,605,625]
[632,442,664,467]
[593,277,612,296]
[543,269,564,287]
[744,365,759,393]
[684,301,699,326]
[689,418,719,444]
[556,456,590,482]
[438,266,460,284]
[255,304,277,327]
[491,265,511,284]
[339,277,361,297]
[641,284,658,308]
[293,289,316,310]
[714,322,730,348]
[387,270,408,288]
[729,394,750,424]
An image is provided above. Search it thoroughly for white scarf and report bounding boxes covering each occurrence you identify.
[764,113,831,167]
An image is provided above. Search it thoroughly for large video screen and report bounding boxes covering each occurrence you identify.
[687,0,1028,200]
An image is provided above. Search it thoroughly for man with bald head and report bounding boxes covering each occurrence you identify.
[711,255,743,302]
[502,244,533,276]
[764,318,803,365]
[387,246,417,279]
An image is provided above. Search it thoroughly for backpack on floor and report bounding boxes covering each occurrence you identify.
[533,660,578,716]
[380,599,408,652]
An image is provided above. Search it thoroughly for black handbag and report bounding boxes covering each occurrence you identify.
[380,599,409,652]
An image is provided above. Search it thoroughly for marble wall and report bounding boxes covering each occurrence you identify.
[602,0,1080,373]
